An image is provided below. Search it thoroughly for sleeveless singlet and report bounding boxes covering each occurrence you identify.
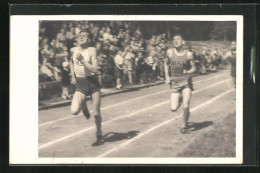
[72,47,97,77]
[168,48,190,82]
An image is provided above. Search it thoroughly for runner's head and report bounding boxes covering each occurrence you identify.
[79,29,91,47]
[173,33,185,48]
[231,41,236,51]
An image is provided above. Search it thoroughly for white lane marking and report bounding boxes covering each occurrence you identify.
[39,78,231,150]
[39,74,227,127]
[96,88,234,157]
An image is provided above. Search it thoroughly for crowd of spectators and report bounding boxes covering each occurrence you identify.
[39,21,170,91]
[39,21,231,99]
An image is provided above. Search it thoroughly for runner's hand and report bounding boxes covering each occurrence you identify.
[76,54,84,62]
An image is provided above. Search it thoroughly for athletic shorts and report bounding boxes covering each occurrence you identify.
[76,76,101,96]
[124,59,133,71]
[171,77,193,93]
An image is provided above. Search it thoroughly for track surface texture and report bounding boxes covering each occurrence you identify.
[39,69,236,158]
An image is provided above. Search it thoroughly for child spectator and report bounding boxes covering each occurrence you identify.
[114,49,124,89]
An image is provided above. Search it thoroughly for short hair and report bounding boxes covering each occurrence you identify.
[173,33,185,40]
[79,29,93,40]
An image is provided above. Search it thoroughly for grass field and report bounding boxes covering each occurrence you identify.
[177,112,236,157]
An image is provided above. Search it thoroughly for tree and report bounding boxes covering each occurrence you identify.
[210,22,236,41]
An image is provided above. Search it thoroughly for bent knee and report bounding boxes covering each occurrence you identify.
[71,107,81,115]
[171,104,179,112]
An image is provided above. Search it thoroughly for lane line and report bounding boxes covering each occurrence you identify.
[39,78,231,150]
[39,74,227,127]
[96,88,234,157]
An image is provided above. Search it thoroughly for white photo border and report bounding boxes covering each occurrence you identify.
[10,15,243,164]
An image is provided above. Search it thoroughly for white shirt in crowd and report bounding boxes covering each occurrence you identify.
[103,33,113,42]
[124,52,135,60]
[114,54,124,66]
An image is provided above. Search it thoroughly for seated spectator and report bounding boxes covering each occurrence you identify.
[40,44,54,80]
[54,42,69,78]
[40,46,60,81]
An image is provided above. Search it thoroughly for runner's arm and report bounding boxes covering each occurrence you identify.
[187,51,197,74]
[70,53,76,84]
[164,49,171,84]
[78,48,99,73]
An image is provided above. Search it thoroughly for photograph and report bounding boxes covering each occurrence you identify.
[10,15,243,164]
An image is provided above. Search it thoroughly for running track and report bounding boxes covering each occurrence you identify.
[39,69,236,159]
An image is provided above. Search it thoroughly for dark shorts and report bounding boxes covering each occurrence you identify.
[171,77,193,93]
[114,67,124,78]
[76,76,101,96]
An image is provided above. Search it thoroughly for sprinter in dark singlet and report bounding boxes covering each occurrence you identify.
[164,34,197,134]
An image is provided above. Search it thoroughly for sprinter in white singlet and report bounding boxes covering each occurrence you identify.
[70,30,103,146]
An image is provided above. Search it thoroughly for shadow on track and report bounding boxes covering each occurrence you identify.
[188,121,213,131]
[92,131,140,146]
[103,131,140,142]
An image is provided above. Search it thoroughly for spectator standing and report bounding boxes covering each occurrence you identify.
[56,28,67,47]
[225,41,236,87]
[156,46,166,79]
[61,60,72,100]
[145,50,156,82]
[66,27,77,55]
[114,49,124,89]
[123,46,135,85]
